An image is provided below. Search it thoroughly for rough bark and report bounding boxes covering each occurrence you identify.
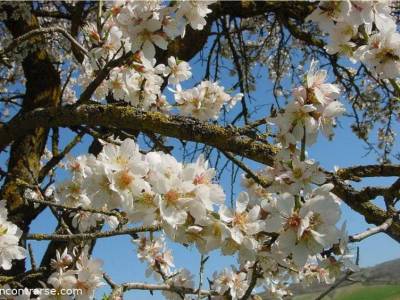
[0,104,278,165]
[1,6,61,275]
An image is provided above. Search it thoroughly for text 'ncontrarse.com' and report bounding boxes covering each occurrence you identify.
[0,288,83,298]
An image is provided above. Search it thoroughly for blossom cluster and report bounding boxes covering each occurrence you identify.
[113,1,214,58]
[80,0,242,120]
[45,248,104,300]
[237,61,355,296]
[0,200,26,270]
[13,55,351,300]
[83,1,214,60]
[54,121,351,299]
[174,80,243,120]
[269,59,345,148]
[134,235,195,300]
[49,60,354,299]
[56,139,223,233]
[212,267,250,300]
[307,0,400,79]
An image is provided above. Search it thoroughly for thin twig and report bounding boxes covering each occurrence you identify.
[222,151,271,189]
[0,268,47,285]
[240,261,259,300]
[38,132,84,181]
[27,244,37,271]
[26,225,161,241]
[315,247,360,300]
[197,255,209,300]
[1,26,88,57]
[314,270,354,300]
[25,197,127,223]
[104,272,125,299]
[122,282,217,296]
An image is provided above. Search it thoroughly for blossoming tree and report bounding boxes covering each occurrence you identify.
[0,1,399,299]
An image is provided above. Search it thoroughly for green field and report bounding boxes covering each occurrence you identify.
[293,283,400,300]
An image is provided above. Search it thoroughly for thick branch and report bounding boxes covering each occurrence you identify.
[2,103,400,242]
[330,175,400,242]
[240,262,259,300]
[0,104,278,165]
[1,5,62,276]
[336,164,400,180]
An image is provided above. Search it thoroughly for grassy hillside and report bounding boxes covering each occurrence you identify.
[288,259,400,300]
[293,283,400,300]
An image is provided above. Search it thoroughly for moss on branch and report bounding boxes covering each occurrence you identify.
[0,104,278,166]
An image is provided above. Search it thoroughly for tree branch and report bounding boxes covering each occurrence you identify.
[240,261,259,300]
[122,282,217,296]
[314,270,354,300]
[222,151,271,189]
[349,217,395,242]
[0,104,278,165]
[0,26,88,59]
[2,104,400,242]
[38,132,84,182]
[25,225,161,241]
[336,164,400,180]
[25,197,127,223]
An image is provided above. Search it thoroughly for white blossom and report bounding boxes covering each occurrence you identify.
[134,235,174,278]
[176,1,215,31]
[0,200,26,270]
[219,192,265,251]
[263,185,341,267]
[162,269,194,300]
[166,56,192,84]
[74,255,104,299]
[355,29,400,79]
[174,81,243,120]
[212,268,249,300]
[306,1,351,32]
